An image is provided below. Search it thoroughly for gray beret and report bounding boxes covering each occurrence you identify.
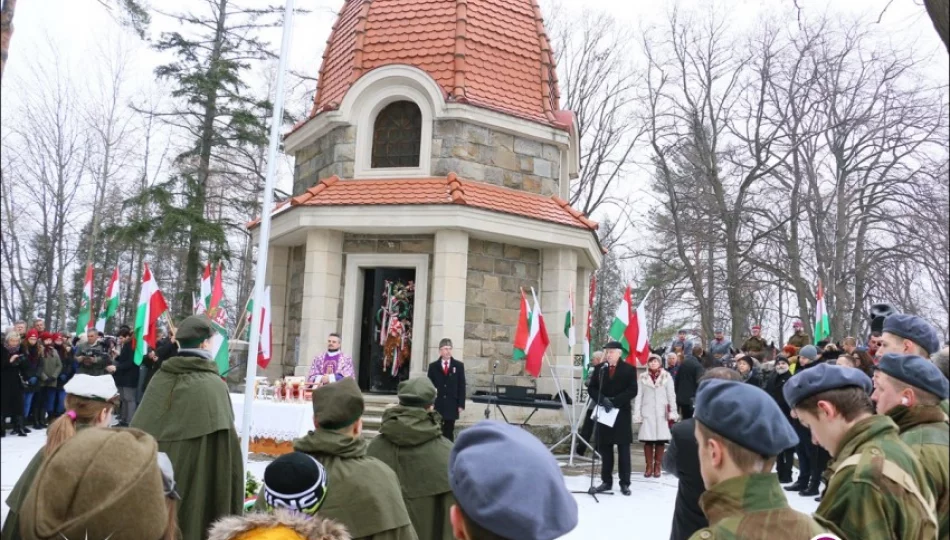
[695,380,798,457]
[783,363,873,409]
[449,421,578,540]
[883,314,941,355]
[799,345,819,361]
[877,353,949,400]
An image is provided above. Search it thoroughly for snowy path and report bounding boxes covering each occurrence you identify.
[2,430,820,537]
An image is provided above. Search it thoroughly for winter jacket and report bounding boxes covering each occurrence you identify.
[112,340,138,388]
[707,338,733,363]
[741,369,765,390]
[56,345,76,388]
[38,347,62,388]
[1,346,25,419]
[75,340,111,376]
[208,509,351,540]
[634,369,678,442]
[366,406,454,540]
[674,355,704,407]
[765,370,793,418]
[19,344,44,391]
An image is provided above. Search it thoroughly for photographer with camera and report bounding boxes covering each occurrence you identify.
[76,328,115,377]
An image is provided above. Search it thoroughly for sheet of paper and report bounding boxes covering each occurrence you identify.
[595,406,619,427]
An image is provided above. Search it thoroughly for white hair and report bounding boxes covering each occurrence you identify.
[666,352,678,360]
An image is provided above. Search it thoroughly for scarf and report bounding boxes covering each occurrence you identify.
[176,347,213,360]
[649,368,661,385]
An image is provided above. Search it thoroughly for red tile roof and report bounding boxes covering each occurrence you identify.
[309,0,566,129]
[248,174,598,231]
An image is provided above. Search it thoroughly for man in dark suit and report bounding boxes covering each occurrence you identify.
[427,337,466,441]
[662,367,742,540]
[588,341,638,496]
[674,347,705,419]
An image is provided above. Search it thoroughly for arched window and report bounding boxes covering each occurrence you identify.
[371,101,422,168]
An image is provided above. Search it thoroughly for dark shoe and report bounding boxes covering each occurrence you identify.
[814,495,823,502]
[778,475,793,484]
[784,480,807,492]
[593,483,613,493]
[621,486,632,496]
[13,417,28,436]
[800,485,819,496]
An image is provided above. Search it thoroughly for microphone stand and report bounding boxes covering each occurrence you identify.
[572,363,613,502]
[484,360,498,419]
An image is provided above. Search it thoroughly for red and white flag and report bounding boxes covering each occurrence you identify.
[525,288,551,377]
[133,263,169,366]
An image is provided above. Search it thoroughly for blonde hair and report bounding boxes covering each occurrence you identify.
[5,331,19,345]
[44,394,116,458]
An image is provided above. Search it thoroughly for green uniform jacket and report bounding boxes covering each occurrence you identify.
[366,406,455,540]
[888,405,949,540]
[816,415,938,540]
[741,337,767,359]
[785,332,810,350]
[2,425,92,540]
[255,429,418,540]
[131,353,243,540]
[688,473,827,540]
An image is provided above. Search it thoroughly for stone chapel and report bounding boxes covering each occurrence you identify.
[251,0,602,402]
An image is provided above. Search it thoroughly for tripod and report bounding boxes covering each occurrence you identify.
[571,363,613,502]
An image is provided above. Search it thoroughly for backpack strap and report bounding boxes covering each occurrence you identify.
[835,454,938,538]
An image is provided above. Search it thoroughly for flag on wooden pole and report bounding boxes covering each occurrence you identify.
[76,264,94,335]
[814,279,830,344]
[133,264,169,366]
[564,289,576,349]
[95,267,120,333]
[525,288,550,377]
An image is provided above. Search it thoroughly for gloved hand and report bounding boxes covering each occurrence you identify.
[58,374,68,383]
[599,397,614,413]
[27,376,38,386]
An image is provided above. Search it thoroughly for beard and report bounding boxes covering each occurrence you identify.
[775,366,789,374]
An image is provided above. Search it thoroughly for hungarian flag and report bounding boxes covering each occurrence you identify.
[245,286,273,369]
[524,289,550,377]
[133,264,169,366]
[608,285,650,365]
[513,290,530,360]
[95,267,120,333]
[814,279,830,344]
[583,276,596,379]
[75,264,94,335]
[564,289,576,350]
[196,263,212,314]
[206,264,230,375]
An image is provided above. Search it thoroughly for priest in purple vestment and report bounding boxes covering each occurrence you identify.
[306,333,355,386]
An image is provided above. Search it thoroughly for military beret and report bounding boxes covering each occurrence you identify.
[695,380,798,457]
[604,341,624,350]
[449,421,578,540]
[799,345,819,361]
[877,353,949,400]
[397,377,437,407]
[311,377,364,430]
[175,315,215,347]
[783,363,873,409]
[883,314,941,355]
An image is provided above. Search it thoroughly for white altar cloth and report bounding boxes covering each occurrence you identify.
[230,393,313,442]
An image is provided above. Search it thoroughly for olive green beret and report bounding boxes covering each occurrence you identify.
[312,377,364,430]
[176,315,215,347]
[398,377,437,408]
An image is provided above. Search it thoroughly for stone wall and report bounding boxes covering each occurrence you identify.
[432,120,561,196]
[464,239,541,391]
[283,245,307,376]
[292,125,356,195]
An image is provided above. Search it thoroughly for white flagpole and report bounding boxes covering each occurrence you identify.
[241,0,296,477]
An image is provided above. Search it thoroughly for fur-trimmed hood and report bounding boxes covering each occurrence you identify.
[208,509,351,540]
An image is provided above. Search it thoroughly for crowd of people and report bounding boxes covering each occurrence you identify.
[1,307,948,540]
[576,311,949,540]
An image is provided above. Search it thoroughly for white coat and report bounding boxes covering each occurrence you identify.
[633,368,678,442]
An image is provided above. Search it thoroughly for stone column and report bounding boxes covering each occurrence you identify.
[427,230,469,378]
[261,246,289,380]
[538,247,578,397]
[300,229,344,375]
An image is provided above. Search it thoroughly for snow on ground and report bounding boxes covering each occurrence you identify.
[2,430,820,537]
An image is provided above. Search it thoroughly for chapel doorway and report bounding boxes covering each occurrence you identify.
[358,267,416,393]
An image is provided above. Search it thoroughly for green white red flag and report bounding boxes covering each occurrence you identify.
[245,286,272,369]
[133,263,169,366]
[814,279,830,344]
[196,263,212,314]
[513,290,530,360]
[206,264,230,375]
[75,264,94,335]
[608,284,651,365]
[525,288,550,377]
[564,289,576,350]
[95,267,120,333]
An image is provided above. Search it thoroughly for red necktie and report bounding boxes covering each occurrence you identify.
[443,362,449,375]
[609,365,616,378]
